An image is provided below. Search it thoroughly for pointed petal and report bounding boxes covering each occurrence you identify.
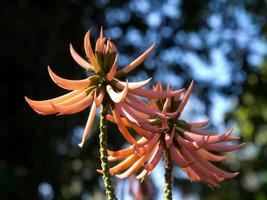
[174,80,194,117]
[108,147,135,157]
[175,135,205,151]
[170,146,193,168]
[25,96,58,115]
[78,101,97,147]
[145,144,163,171]
[131,87,184,99]
[180,147,220,186]
[47,66,91,90]
[70,43,94,71]
[184,129,234,144]
[112,106,137,144]
[125,97,167,120]
[188,120,209,128]
[107,114,153,139]
[70,44,94,71]
[25,90,82,106]
[135,134,160,156]
[108,147,135,162]
[114,78,152,90]
[115,155,148,179]
[118,103,162,133]
[107,54,118,81]
[197,149,226,162]
[109,155,139,175]
[191,150,239,179]
[204,143,245,152]
[84,31,101,73]
[136,169,149,180]
[95,90,105,107]
[25,90,87,115]
[165,125,176,148]
[51,94,93,115]
[107,83,128,103]
[121,43,156,74]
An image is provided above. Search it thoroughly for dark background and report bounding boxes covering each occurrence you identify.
[1,0,267,199]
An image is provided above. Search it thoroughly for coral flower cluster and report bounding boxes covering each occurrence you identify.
[25,28,243,199]
[25,29,180,147]
[106,82,244,188]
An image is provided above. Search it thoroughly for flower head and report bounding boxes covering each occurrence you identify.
[106,82,244,188]
[25,29,182,147]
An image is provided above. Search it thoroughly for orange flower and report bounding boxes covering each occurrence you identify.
[25,28,182,147]
[106,81,244,188]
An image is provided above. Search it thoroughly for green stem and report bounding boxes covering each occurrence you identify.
[163,147,173,200]
[99,101,117,200]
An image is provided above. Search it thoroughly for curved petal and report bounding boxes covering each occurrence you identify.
[118,103,162,133]
[115,155,148,179]
[25,90,82,106]
[114,78,152,91]
[109,155,139,175]
[188,120,209,128]
[48,66,92,90]
[108,147,135,162]
[79,101,97,147]
[106,83,128,103]
[70,43,94,71]
[131,87,184,99]
[112,106,137,144]
[84,31,101,73]
[120,43,156,74]
[176,80,194,116]
[136,145,163,179]
[197,149,226,162]
[203,143,245,152]
[170,146,193,168]
[25,90,87,115]
[51,94,93,115]
[107,54,118,81]
[191,150,239,179]
[95,90,105,107]
[134,134,160,156]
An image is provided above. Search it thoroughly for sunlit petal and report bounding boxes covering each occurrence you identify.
[69,43,94,71]
[47,66,92,90]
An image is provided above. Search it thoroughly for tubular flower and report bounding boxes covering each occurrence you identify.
[25,28,182,147]
[105,81,244,188]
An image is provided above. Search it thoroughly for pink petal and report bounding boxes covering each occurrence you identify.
[172,80,194,117]
[170,146,192,168]
[191,150,239,179]
[112,106,137,144]
[203,143,245,152]
[134,134,160,156]
[131,88,184,99]
[188,120,209,128]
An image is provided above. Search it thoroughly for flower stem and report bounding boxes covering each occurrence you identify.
[163,147,173,200]
[99,101,117,200]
